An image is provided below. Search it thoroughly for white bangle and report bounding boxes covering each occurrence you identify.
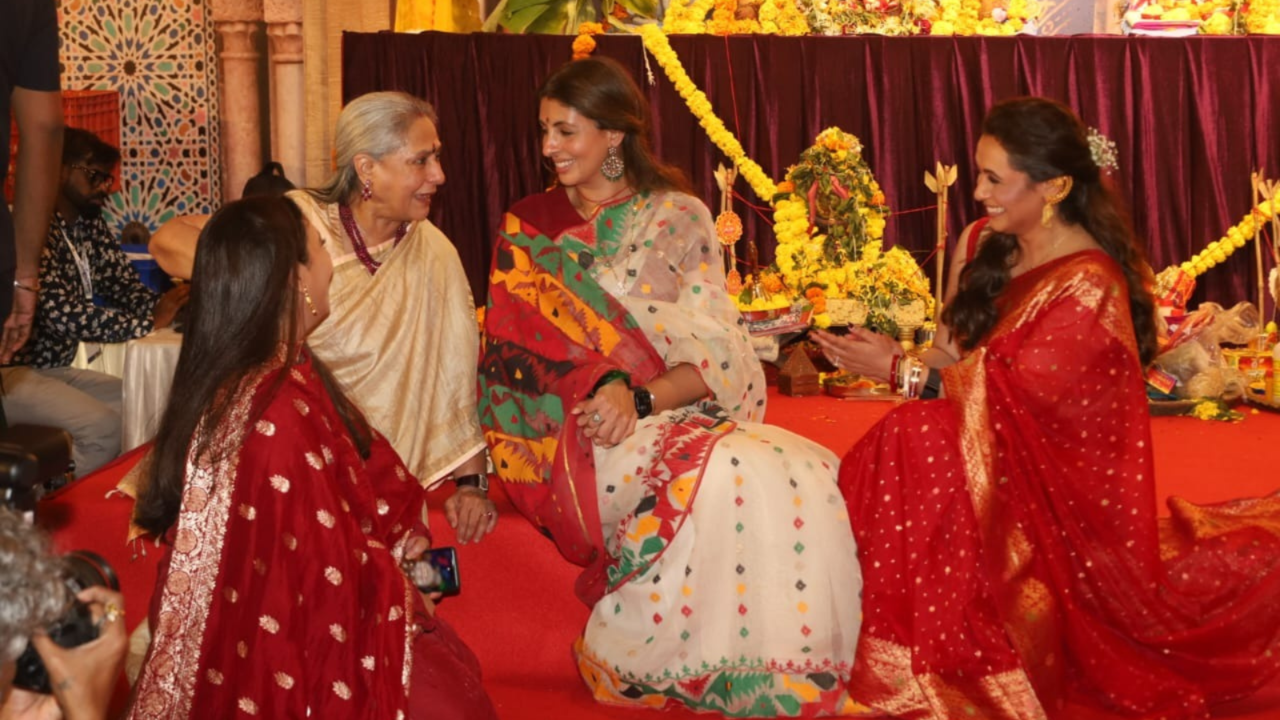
[900,357,925,400]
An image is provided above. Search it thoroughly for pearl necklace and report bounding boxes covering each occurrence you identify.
[338,204,409,275]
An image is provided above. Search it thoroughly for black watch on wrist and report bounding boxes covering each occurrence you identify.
[453,473,490,493]
[632,387,655,419]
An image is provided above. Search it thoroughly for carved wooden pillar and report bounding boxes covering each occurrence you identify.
[211,0,264,201]
[265,0,305,187]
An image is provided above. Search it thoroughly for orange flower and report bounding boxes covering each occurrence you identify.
[726,269,743,295]
[761,273,784,294]
[611,3,629,19]
[869,192,885,206]
[571,35,596,60]
[777,181,795,194]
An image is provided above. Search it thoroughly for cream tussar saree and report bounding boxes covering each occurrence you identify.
[288,191,486,485]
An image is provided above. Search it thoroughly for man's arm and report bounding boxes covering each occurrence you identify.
[1,88,64,362]
[148,214,208,280]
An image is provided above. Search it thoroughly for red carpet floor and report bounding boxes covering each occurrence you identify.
[37,392,1280,719]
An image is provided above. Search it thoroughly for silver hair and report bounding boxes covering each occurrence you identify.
[0,509,70,663]
[308,91,439,205]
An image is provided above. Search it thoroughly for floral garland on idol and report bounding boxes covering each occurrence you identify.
[637,25,933,333]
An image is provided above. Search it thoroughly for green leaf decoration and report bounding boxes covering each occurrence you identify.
[485,0,595,34]
[616,0,659,19]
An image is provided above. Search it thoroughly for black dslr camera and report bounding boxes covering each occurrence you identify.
[1,423,120,694]
[0,424,75,512]
[12,550,121,693]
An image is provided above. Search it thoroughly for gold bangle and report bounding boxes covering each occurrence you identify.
[13,280,38,293]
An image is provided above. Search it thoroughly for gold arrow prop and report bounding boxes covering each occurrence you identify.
[1255,171,1280,315]
[925,161,958,315]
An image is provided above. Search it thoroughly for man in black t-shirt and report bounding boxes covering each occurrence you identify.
[1,0,64,363]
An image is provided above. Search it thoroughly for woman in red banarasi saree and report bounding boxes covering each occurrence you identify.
[833,100,1280,719]
[129,197,494,720]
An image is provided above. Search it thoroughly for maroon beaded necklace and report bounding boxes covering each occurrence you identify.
[338,203,409,275]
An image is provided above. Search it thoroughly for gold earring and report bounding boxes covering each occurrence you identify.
[301,284,318,316]
[1040,177,1073,228]
[1041,202,1055,228]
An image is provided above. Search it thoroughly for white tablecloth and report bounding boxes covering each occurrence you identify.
[121,328,182,451]
[71,341,127,377]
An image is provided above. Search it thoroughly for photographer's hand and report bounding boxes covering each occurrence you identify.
[30,587,127,720]
[1,687,59,720]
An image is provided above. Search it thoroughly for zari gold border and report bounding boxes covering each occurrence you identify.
[856,637,1047,720]
[130,370,267,719]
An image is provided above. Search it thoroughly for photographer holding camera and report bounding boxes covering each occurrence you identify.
[0,509,126,720]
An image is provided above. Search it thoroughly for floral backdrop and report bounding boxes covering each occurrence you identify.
[57,0,223,236]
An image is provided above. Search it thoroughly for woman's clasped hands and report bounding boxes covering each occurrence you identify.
[572,378,636,449]
[811,327,903,382]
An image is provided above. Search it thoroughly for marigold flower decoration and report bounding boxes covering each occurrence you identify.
[930,0,1039,35]
[1168,190,1280,280]
[1245,0,1280,33]
[638,24,777,201]
[771,128,891,290]
[758,0,812,34]
[663,0,718,33]
[572,22,603,60]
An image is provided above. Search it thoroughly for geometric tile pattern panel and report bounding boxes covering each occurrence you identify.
[58,0,222,235]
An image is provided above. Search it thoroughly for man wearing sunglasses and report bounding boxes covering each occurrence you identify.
[0,128,189,475]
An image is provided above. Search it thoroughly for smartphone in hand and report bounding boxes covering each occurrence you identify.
[403,547,461,597]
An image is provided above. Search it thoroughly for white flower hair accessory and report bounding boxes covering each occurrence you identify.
[1088,127,1119,176]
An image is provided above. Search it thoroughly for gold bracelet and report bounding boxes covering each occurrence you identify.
[13,280,38,293]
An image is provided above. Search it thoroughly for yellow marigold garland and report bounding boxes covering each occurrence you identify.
[1246,0,1280,33]
[663,0,718,33]
[1175,192,1279,279]
[759,0,812,34]
[638,24,778,201]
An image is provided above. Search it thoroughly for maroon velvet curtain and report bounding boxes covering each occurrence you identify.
[342,32,1280,315]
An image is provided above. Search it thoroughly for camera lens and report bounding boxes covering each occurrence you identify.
[63,550,121,593]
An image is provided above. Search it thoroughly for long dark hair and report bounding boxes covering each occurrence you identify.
[135,197,371,536]
[943,97,1158,366]
[538,56,690,195]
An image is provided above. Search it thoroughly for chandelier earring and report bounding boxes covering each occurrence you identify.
[360,177,373,202]
[301,283,319,316]
[1040,177,1073,228]
[601,145,625,182]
